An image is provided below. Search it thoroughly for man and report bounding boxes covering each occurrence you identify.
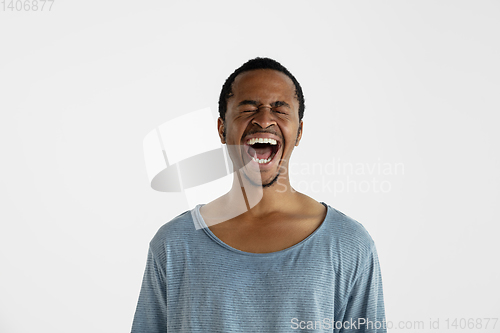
[132,57,386,332]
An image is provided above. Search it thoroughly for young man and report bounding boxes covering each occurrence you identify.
[131,57,386,332]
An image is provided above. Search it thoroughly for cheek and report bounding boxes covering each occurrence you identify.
[283,126,301,148]
[224,121,244,142]
[229,117,250,133]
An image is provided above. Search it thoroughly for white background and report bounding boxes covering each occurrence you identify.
[1,1,499,332]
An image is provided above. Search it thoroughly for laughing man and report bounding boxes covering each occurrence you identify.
[132,57,386,332]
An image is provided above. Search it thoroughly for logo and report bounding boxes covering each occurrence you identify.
[143,107,263,228]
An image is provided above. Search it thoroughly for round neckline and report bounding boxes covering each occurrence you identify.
[194,202,330,257]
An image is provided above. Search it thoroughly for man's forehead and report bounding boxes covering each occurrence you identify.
[231,69,296,97]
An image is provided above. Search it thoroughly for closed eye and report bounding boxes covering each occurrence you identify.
[240,108,288,115]
[273,108,289,115]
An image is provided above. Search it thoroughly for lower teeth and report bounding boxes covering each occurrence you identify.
[252,152,275,164]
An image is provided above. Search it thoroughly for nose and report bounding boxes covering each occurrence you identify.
[251,105,276,129]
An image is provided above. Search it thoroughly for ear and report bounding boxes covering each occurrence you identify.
[295,120,303,146]
[217,117,226,144]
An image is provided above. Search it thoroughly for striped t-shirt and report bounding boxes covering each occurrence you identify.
[131,202,386,332]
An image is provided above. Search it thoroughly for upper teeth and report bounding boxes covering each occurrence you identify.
[246,138,278,145]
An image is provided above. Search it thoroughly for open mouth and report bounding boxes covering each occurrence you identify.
[244,138,281,165]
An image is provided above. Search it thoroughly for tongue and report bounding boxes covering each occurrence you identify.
[248,146,273,160]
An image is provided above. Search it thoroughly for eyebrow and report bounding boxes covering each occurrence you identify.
[237,100,259,107]
[237,100,291,109]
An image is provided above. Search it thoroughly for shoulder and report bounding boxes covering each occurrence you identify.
[149,209,195,254]
[324,204,376,259]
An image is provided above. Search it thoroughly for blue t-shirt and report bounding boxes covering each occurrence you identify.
[131,202,386,332]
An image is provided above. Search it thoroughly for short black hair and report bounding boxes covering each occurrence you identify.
[218,57,305,124]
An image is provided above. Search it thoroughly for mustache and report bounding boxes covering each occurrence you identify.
[243,130,280,139]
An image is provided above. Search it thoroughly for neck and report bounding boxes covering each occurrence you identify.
[226,169,298,218]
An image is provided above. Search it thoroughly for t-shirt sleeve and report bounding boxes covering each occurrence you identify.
[336,243,386,333]
[131,246,168,333]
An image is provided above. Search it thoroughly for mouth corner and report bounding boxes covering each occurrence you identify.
[273,142,281,155]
